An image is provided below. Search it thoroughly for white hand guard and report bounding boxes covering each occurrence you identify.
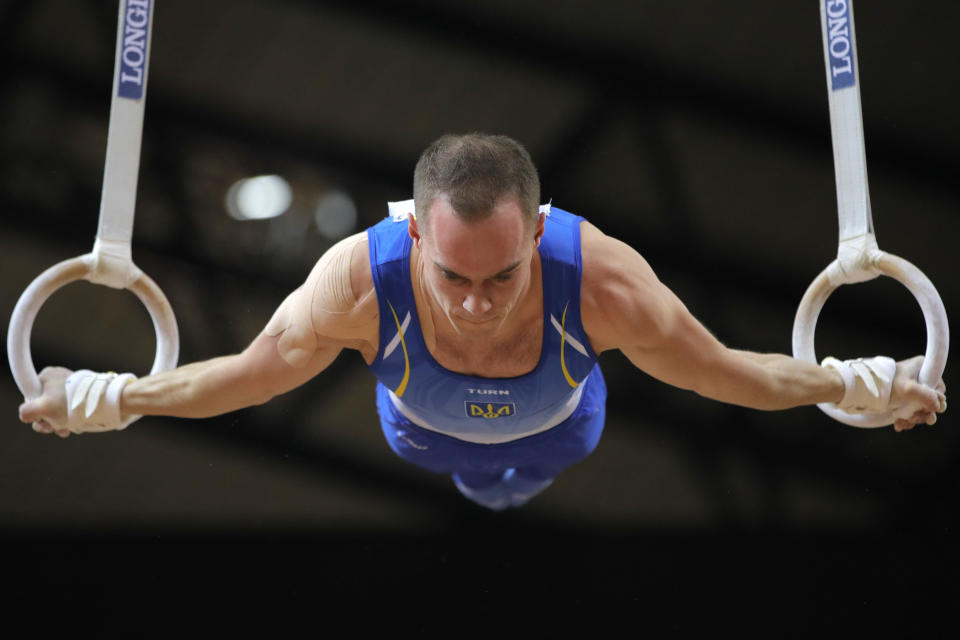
[821,356,897,415]
[64,370,139,433]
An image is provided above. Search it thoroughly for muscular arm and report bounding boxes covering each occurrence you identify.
[123,231,377,418]
[120,331,343,419]
[20,232,378,431]
[581,222,845,411]
[580,223,946,427]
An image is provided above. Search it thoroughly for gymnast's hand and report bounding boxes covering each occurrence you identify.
[18,366,72,437]
[891,355,947,432]
[18,366,139,438]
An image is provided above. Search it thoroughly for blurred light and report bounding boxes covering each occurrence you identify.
[226,175,292,220]
[314,189,357,239]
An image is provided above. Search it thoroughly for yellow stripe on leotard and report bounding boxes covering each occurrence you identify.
[387,300,410,397]
[560,302,578,388]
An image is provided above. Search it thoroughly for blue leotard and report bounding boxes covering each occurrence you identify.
[367,202,607,508]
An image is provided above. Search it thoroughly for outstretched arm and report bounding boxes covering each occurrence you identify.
[18,330,343,435]
[124,329,344,419]
[19,232,378,436]
[579,222,946,430]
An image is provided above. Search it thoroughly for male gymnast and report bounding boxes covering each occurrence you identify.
[18,133,948,510]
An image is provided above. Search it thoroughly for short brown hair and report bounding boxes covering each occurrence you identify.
[413,133,540,233]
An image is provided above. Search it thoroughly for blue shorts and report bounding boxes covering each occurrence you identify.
[375,364,607,483]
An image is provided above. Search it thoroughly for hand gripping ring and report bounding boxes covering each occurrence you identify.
[792,251,949,427]
[7,254,180,400]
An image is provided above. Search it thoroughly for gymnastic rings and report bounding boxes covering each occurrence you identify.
[792,1,949,428]
[792,238,949,428]
[7,255,179,400]
[7,0,179,400]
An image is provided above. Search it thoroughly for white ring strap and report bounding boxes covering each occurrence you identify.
[6,0,179,399]
[93,0,156,288]
[792,1,949,427]
[820,0,873,244]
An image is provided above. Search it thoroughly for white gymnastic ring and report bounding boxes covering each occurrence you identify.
[7,254,180,400]
[792,251,949,427]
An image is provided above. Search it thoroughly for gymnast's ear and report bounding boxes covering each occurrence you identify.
[408,213,423,248]
[534,211,546,247]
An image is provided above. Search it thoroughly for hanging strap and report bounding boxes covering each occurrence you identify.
[822,0,872,242]
[88,0,155,288]
[819,0,882,286]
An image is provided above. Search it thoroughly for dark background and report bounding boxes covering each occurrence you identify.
[1,0,957,632]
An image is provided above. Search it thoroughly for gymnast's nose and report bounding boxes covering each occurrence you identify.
[462,293,492,316]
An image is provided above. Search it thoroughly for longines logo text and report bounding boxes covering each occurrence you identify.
[825,0,855,90]
[118,0,151,100]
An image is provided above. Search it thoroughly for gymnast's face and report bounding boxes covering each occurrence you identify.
[411,195,544,336]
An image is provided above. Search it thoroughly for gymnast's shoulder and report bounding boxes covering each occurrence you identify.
[579,220,684,354]
[310,231,378,339]
[266,232,378,348]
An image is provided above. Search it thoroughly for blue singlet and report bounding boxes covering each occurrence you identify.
[367,202,608,508]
